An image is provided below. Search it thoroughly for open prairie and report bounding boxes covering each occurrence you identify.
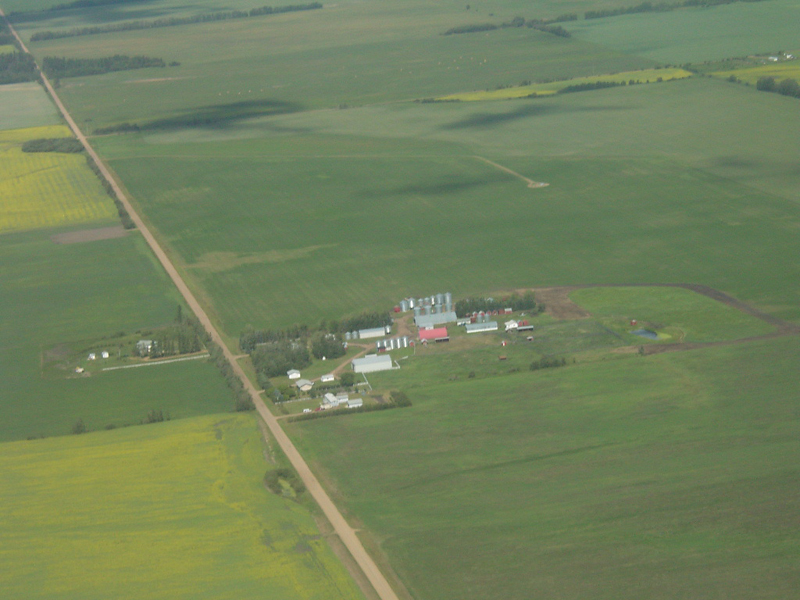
[0,414,364,600]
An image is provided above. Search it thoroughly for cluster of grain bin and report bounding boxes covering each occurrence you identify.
[399,292,453,314]
[376,336,410,350]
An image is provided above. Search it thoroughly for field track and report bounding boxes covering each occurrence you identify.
[474,155,549,188]
[535,283,800,354]
[0,10,401,600]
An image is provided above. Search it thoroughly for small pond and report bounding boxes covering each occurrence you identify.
[631,329,659,340]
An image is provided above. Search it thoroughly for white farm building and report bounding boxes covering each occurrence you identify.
[351,354,394,373]
[466,321,499,334]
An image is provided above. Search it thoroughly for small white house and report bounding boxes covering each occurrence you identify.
[287,369,301,380]
[101,351,110,359]
[88,353,96,360]
[320,373,335,383]
[347,398,363,409]
[504,320,519,331]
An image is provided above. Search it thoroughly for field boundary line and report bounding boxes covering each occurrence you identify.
[101,354,209,371]
[0,11,402,600]
[474,155,549,188]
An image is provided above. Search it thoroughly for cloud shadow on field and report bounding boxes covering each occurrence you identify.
[357,175,505,199]
[97,99,305,134]
[441,102,633,130]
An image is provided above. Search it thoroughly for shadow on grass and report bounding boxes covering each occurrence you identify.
[441,102,632,130]
[95,99,304,134]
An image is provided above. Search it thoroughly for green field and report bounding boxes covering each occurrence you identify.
[564,0,800,63]
[570,286,776,342]
[0,414,364,600]
[712,61,800,84]
[0,82,62,130]
[288,337,800,600]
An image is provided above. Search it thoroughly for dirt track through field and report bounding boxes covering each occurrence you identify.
[474,155,549,188]
[0,11,401,600]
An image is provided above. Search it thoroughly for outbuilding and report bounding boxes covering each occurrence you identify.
[347,398,364,409]
[287,369,301,380]
[351,354,394,373]
[359,326,390,339]
[466,321,498,334]
[419,327,449,341]
[320,373,335,383]
[296,378,314,392]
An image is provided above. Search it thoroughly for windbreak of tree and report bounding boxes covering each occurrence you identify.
[42,55,166,79]
[335,311,392,334]
[756,76,800,100]
[0,51,38,85]
[84,154,135,229]
[585,0,767,19]
[22,138,84,153]
[443,16,571,38]
[455,291,540,317]
[251,341,312,378]
[30,3,323,41]
[49,0,130,10]
[310,332,346,360]
[239,324,310,353]
[134,322,203,358]
[558,80,627,93]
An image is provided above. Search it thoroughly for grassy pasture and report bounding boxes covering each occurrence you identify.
[0,125,117,233]
[0,414,364,600]
[16,3,650,130]
[288,336,800,600]
[439,67,692,101]
[0,82,62,130]
[570,286,776,342]
[0,228,235,440]
[712,61,800,84]
[564,0,800,63]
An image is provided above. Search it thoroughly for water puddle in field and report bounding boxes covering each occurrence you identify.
[631,329,659,340]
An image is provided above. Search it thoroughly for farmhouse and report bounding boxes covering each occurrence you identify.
[287,369,301,380]
[352,354,394,373]
[320,373,335,383]
[295,378,314,392]
[466,321,498,334]
[504,320,519,331]
[136,340,153,355]
[101,351,109,359]
[322,393,339,409]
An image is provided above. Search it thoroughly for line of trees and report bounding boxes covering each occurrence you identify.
[22,137,83,153]
[310,332,346,360]
[585,0,766,19]
[83,154,135,229]
[455,291,540,317]
[756,76,800,99]
[42,55,166,79]
[251,341,312,378]
[30,3,323,41]
[559,80,628,93]
[443,16,571,38]
[529,356,568,371]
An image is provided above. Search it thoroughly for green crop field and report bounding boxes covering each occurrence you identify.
[570,286,776,342]
[564,0,800,63]
[0,83,62,131]
[712,61,800,84]
[0,227,237,440]
[0,414,364,600]
[288,337,800,600]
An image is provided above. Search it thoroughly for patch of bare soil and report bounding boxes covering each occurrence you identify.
[51,225,128,245]
[535,287,591,320]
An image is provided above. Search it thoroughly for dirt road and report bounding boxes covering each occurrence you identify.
[1,12,401,600]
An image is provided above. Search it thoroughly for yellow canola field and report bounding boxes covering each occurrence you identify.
[712,62,800,85]
[440,68,693,102]
[0,414,364,600]
[0,125,116,234]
